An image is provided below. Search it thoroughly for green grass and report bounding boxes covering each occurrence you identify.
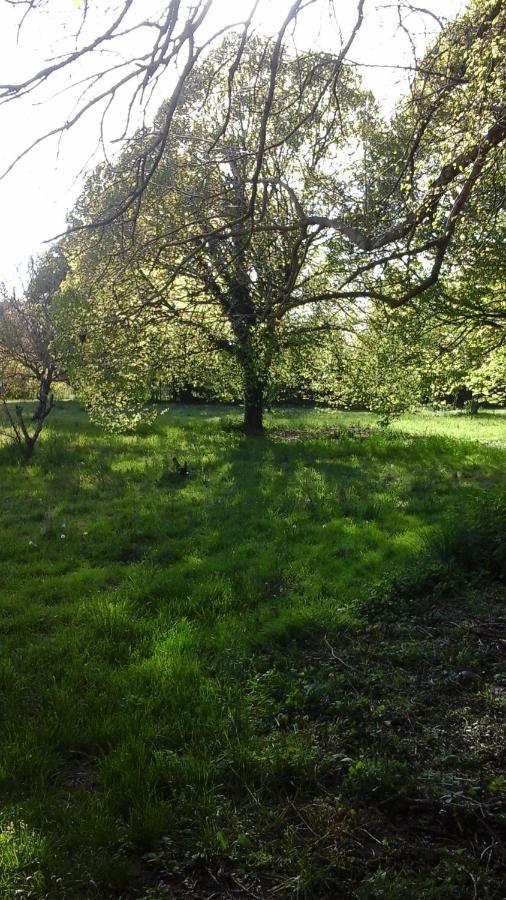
[0,404,505,898]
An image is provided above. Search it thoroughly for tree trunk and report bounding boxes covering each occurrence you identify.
[243,376,265,436]
[13,373,54,456]
[234,320,265,435]
[32,373,52,422]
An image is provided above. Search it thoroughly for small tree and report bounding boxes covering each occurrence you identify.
[0,249,68,454]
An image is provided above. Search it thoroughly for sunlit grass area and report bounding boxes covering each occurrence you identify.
[0,404,505,898]
[157,403,506,444]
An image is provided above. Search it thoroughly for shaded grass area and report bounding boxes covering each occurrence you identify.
[0,404,504,898]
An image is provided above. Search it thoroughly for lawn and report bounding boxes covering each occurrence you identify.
[0,404,505,898]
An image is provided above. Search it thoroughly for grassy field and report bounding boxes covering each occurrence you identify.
[0,404,505,899]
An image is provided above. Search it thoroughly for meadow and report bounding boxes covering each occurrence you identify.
[0,404,505,899]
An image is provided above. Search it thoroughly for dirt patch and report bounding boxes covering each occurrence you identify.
[57,753,98,794]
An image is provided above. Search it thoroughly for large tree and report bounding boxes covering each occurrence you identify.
[63,41,366,432]
[59,0,505,432]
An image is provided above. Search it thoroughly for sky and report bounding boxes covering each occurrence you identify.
[0,0,464,288]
